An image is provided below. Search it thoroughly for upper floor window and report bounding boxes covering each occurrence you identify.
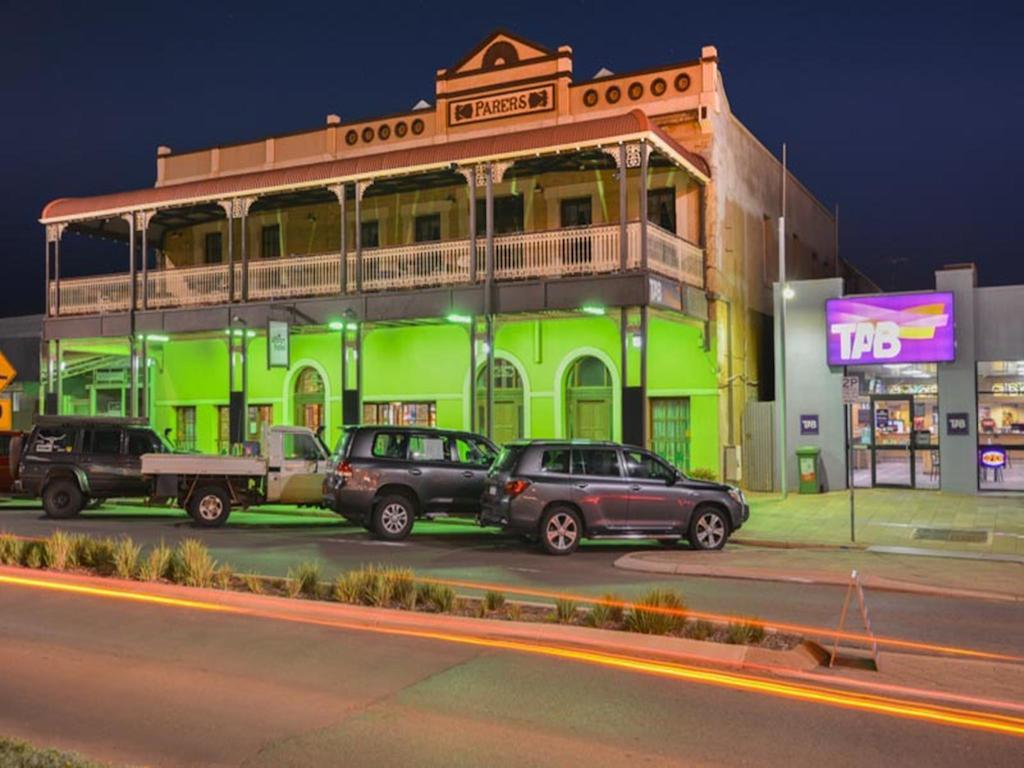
[204,232,222,264]
[475,195,524,235]
[414,214,441,243]
[647,188,676,233]
[361,220,380,249]
[261,224,281,259]
[560,197,592,228]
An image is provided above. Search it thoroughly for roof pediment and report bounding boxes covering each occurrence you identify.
[443,29,557,78]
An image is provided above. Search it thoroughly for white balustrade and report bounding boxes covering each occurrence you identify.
[48,222,703,315]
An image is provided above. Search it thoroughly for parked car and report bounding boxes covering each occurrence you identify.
[479,440,749,555]
[142,425,331,527]
[322,425,498,540]
[0,430,25,494]
[15,416,167,518]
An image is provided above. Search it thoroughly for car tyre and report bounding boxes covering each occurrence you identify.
[539,506,582,555]
[42,478,84,519]
[688,506,729,551]
[189,484,231,528]
[371,494,415,541]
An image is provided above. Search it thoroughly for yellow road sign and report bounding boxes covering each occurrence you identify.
[0,350,16,395]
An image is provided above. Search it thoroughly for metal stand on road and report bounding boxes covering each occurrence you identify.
[830,569,879,670]
[842,376,860,543]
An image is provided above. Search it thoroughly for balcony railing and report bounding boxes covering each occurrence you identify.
[48,222,703,316]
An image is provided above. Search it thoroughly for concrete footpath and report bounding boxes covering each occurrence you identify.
[737,488,1024,556]
[615,546,1024,602]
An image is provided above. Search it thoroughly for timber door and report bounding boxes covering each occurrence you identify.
[650,397,690,471]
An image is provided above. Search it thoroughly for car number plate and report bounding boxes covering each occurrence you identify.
[488,485,497,496]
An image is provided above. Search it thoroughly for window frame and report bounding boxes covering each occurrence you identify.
[261,224,282,259]
[570,447,623,478]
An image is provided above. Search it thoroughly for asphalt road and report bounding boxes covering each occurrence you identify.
[1,500,1022,658]
[0,579,1020,767]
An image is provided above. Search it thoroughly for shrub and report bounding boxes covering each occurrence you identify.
[625,589,687,635]
[333,570,366,604]
[45,531,76,570]
[554,598,578,624]
[586,593,625,628]
[138,542,175,582]
[112,537,141,579]
[688,619,716,641]
[0,532,22,565]
[726,620,766,645]
[688,467,717,481]
[506,602,522,621]
[384,568,416,609]
[175,538,216,588]
[21,541,44,569]
[415,581,455,613]
[80,537,117,576]
[242,572,265,595]
[482,590,506,613]
[286,561,322,599]
[214,564,234,590]
[333,565,389,605]
[0,736,108,768]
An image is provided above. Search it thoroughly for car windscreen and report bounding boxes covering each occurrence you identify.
[491,445,526,474]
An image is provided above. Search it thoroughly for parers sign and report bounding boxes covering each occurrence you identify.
[825,293,955,366]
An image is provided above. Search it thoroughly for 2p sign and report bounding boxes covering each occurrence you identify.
[825,293,955,366]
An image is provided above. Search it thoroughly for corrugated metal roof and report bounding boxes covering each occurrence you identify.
[41,110,709,221]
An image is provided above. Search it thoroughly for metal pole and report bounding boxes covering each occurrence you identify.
[618,143,628,272]
[340,326,348,426]
[140,339,148,421]
[241,333,248,441]
[44,236,51,317]
[55,339,62,414]
[776,143,788,497]
[240,205,248,302]
[834,203,841,278]
[355,323,363,420]
[469,317,477,431]
[485,163,495,440]
[639,141,649,271]
[354,185,363,293]
[54,232,61,316]
[128,214,138,418]
[468,168,477,283]
[847,402,856,542]
[225,205,235,301]
[141,215,149,310]
[339,185,348,293]
[640,305,649,447]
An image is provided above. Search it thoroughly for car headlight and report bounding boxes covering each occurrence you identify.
[728,487,745,505]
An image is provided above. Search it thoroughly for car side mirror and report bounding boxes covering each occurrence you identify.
[666,473,677,486]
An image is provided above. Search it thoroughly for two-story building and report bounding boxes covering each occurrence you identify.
[34,30,843,480]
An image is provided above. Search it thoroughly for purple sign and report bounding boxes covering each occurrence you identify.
[825,292,955,366]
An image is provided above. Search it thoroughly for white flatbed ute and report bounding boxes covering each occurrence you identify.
[142,425,331,527]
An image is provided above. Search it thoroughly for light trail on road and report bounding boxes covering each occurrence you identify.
[418,575,1024,663]
[2,570,1023,739]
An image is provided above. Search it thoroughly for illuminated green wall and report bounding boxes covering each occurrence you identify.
[148,313,720,471]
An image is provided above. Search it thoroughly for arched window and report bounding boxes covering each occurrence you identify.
[475,359,524,443]
[564,355,613,440]
[293,366,325,432]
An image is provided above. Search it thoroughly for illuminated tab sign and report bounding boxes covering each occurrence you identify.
[825,292,955,366]
[448,84,555,127]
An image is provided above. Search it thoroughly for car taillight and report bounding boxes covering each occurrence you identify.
[336,460,353,479]
[504,478,531,498]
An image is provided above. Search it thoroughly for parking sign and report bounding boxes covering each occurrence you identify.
[842,376,860,405]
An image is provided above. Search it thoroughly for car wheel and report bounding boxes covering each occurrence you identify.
[372,494,415,541]
[189,485,231,528]
[689,506,729,551]
[540,506,581,555]
[42,478,84,519]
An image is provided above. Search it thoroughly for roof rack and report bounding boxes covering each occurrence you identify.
[32,415,150,427]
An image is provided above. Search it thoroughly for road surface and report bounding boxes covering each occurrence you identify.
[1,500,1021,658]
[0,575,1019,767]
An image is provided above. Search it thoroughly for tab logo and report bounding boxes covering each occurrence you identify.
[825,293,955,366]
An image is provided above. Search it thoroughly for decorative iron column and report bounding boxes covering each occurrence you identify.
[328,183,348,293]
[218,200,235,301]
[639,140,649,271]
[484,163,495,439]
[238,197,255,302]
[618,143,629,272]
[45,223,66,317]
[456,166,478,283]
[355,180,371,292]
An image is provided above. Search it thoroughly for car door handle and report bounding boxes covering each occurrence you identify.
[630,484,642,491]
[574,482,588,489]
[462,471,474,478]
[408,468,422,476]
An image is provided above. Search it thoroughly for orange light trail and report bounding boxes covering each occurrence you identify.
[2,572,1023,739]
[418,576,1024,663]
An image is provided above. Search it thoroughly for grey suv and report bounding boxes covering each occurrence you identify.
[322,425,498,540]
[479,440,749,555]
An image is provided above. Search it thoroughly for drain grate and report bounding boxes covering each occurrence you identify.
[913,528,990,544]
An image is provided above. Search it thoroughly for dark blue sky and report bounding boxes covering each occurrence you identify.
[1,0,1020,316]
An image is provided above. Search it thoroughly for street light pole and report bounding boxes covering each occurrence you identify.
[776,143,789,498]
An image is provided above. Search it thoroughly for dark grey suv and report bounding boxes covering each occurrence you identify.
[322,425,498,540]
[479,440,749,555]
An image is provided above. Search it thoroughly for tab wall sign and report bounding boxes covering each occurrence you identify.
[825,292,955,366]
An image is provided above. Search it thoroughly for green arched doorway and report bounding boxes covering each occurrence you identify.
[564,355,613,440]
[476,359,524,444]
[293,366,325,432]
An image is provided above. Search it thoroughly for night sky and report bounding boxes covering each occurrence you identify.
[1,0,1019,317]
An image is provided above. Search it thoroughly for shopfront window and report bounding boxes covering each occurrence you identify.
[977,361,1024,491]
[363,401,437,427]
[847,364,939,489]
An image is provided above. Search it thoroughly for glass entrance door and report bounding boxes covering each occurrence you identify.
[871,396,914,487]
